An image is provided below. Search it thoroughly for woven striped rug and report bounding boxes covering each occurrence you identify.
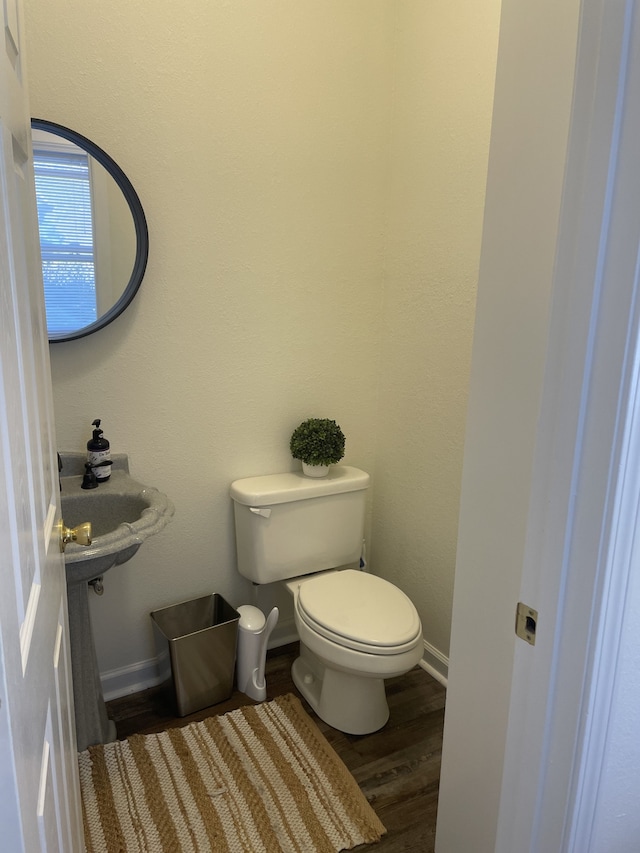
[78,693,385,852]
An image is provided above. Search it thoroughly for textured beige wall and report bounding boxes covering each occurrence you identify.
[24,0,500,682]
[372,1,501,659]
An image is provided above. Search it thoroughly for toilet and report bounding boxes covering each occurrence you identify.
[230,466,423,735]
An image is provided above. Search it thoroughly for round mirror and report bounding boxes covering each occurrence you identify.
[31,119,149,343]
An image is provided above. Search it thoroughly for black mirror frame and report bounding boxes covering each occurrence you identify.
[32,119,149,343]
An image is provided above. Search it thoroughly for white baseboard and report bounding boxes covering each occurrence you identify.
[267,617,298,649]
[101,624,448,701]
[101,656,162,702]
[419,639,449,687]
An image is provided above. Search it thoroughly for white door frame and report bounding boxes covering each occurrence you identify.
[437,0,640,850]
[497,0,640,849]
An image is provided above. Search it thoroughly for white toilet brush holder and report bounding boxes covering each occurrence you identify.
[236,605,279,702]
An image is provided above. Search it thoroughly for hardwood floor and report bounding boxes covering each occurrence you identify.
[106,643,446,852]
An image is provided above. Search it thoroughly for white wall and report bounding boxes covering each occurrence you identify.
[373,0,501,667]
[23,0,501,691]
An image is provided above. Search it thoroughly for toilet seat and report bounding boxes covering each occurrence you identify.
[296,569,422,656]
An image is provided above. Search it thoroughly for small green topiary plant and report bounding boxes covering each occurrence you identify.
[289,418,346,467]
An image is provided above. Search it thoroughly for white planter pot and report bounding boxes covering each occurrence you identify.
[302,462,330,478]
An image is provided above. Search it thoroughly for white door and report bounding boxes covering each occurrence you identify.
[436,0,640,851]
[0,0,84,850]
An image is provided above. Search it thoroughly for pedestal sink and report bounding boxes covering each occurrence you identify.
[60,452,174,751]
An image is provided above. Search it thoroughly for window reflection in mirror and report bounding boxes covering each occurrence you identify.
[31,120,148,343]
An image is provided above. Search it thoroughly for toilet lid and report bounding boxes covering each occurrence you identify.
[297,569,421,653]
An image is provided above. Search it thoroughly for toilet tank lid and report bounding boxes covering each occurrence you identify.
[230,465,370,507]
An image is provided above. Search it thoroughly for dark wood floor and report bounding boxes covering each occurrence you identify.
[106,643,446,853]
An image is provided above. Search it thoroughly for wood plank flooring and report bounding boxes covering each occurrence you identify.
[106,643,446,852]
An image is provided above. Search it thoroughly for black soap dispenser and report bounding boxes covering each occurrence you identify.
[87,419,111,482]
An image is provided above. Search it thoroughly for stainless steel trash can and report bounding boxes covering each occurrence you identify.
[151,594,240,716]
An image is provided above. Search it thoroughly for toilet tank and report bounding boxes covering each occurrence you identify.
[230,466,370,584]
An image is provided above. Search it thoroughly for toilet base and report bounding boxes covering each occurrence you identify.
[292,642,389,735]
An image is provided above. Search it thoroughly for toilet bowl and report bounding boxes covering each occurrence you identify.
[286,569,423,734]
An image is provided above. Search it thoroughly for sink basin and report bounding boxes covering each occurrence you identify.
[62,492,151,537]
[60,452,175,583]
